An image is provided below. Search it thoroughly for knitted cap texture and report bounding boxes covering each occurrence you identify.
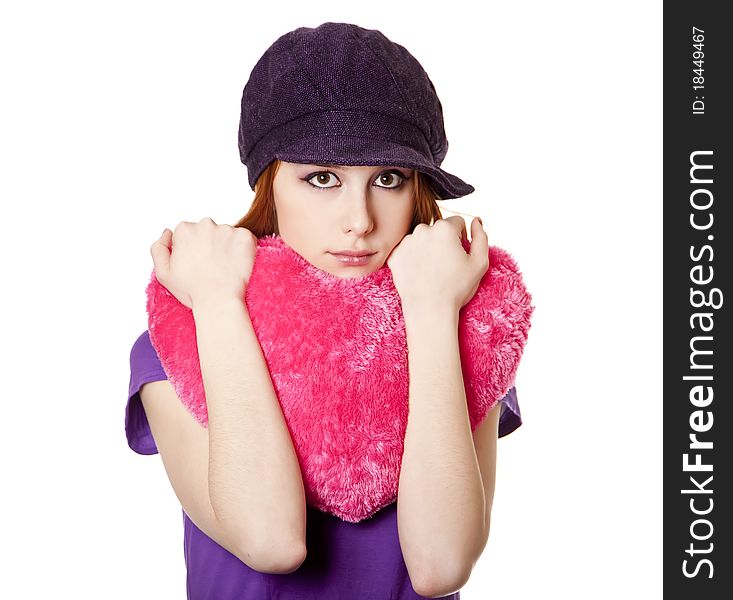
[238,22,474,199]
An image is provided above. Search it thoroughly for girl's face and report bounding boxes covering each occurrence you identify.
[272,160,416,278]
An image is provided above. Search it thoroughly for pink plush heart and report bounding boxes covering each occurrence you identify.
[146,234,533,522]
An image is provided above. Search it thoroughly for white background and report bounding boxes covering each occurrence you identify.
[0,1,661,598]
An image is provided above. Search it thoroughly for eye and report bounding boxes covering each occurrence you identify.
[303,170,409,191]
[375,171,408,189]
[305,171,340,189]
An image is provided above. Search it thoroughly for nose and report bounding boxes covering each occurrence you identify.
[341,188,374,236]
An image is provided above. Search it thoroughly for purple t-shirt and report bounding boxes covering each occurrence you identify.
[126,330,522,599]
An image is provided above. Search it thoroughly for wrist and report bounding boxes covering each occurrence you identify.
[192,293,247,316]
[401,300,460,320]
[401,301,460,329]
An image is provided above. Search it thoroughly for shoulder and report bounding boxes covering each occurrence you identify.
[129,330,166,379]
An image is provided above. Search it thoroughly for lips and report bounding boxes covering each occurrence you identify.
[329,251,376,266]
[329,250,376,257]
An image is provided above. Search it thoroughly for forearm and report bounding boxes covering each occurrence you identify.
[192,295,307,556]
[397,304,486,587]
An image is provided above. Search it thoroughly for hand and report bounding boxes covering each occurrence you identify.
[150,217,258,309]
[386,216,489,314]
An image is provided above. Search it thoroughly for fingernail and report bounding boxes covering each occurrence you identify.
[478,217,483,225]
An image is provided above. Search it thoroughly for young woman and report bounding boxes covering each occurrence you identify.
[126,22,522,599]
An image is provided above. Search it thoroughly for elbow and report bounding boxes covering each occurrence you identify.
[269,542,308,574]
[232,509,309,574]
[263,542,308,574]
[411,563,471,599]
[410,532,489,598]
[237,539,308,574]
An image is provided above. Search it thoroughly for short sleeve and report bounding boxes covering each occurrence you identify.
[497,386,522,438]
[126,330,168,455]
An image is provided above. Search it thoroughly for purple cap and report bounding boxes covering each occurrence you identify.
[238,22,475,200]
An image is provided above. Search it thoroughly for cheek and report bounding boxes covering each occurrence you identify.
[279,205,324,243]
[396,196,416,226]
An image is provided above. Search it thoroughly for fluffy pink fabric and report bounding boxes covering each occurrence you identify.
[146,233,533,522]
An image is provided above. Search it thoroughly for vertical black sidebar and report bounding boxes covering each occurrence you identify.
[664,4,732,597]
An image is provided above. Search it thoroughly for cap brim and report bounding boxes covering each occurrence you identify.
[272,136,474,200]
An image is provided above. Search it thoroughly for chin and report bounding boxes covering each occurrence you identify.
[333,266,375,278]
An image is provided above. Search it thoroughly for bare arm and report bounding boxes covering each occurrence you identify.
[193,295,307,568]
[397,304,497,598]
